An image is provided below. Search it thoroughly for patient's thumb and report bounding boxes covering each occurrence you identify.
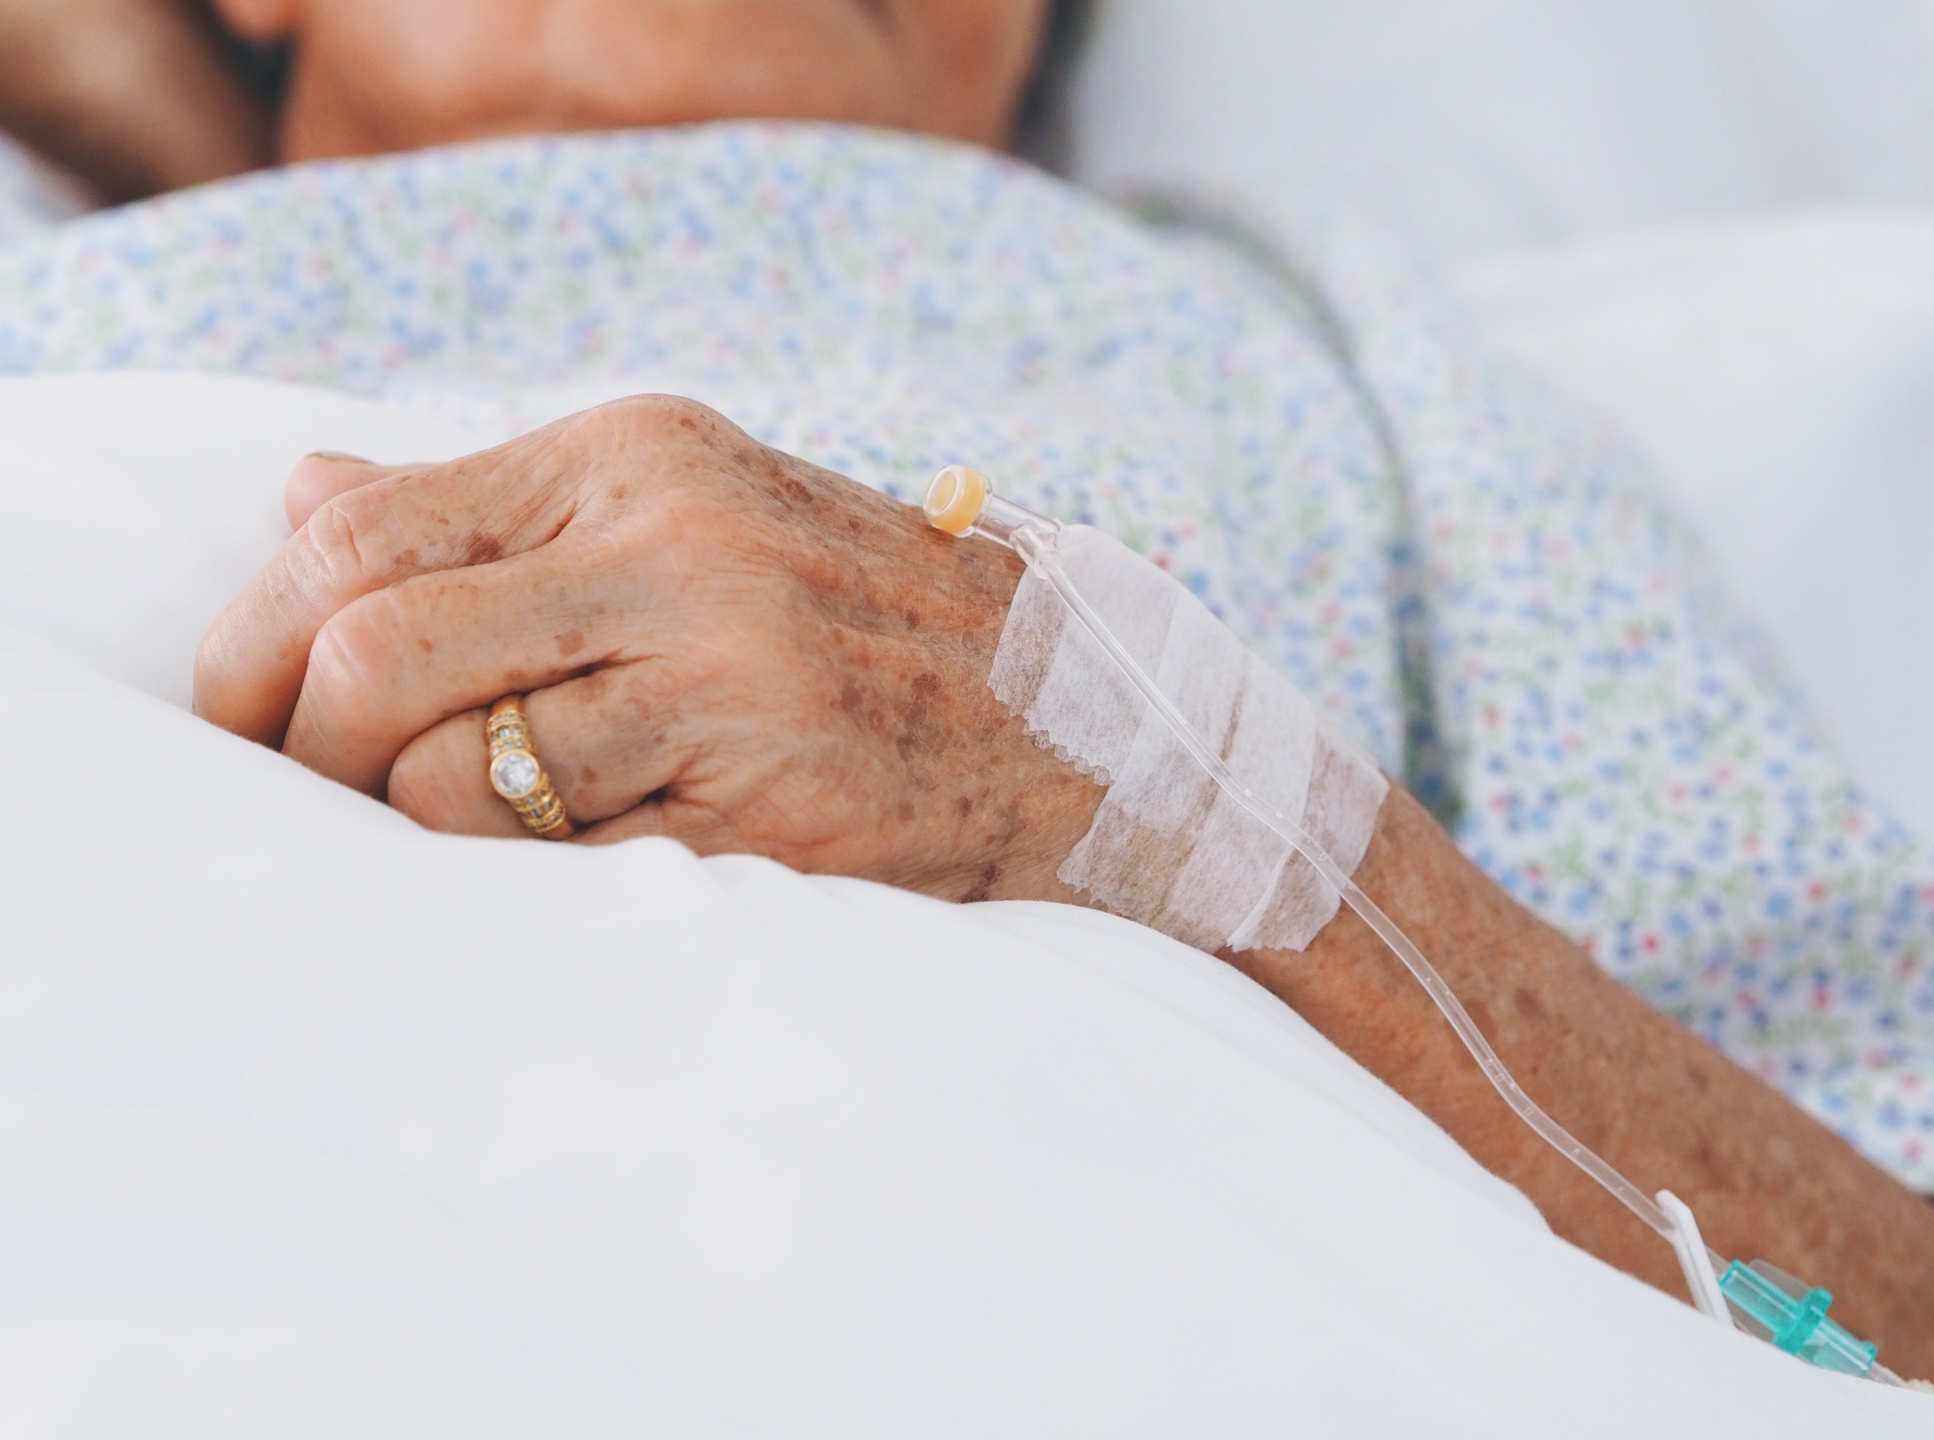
[284,451,398,530]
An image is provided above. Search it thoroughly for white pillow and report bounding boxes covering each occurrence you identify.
[1064,0,1934,261]
[1456,208,1934,841]
[3,374,1925,1433]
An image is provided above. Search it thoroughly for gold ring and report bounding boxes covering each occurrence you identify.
[486,695,576,840]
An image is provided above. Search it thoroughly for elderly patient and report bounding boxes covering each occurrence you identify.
[4,0,1932,1374]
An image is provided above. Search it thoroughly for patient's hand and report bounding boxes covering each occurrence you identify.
[195,396,1104,903]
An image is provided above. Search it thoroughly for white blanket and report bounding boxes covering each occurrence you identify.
[3,373,1926,1432]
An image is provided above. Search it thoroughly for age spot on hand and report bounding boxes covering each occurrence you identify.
[463,534,505,566]
[996,795,1026,845]
[839,679,863,713]
[893,672,942,760]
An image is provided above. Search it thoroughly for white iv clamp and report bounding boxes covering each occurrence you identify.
[921,464,1910,1390]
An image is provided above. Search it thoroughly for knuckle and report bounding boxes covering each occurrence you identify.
[566,395,780,559]
[588,394,757,476]
[643,485,734,551]
[307,590,407,707]
[603,392,729,440]
[297,493,374,593]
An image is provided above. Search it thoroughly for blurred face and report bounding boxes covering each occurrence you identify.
[213,0,1053,163]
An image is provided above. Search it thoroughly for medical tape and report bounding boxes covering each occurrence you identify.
[990,525,1387,952]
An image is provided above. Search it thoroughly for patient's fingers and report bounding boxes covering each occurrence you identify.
[386,667,695,837]
[195,424,587,746]
[281,542,640,795]
[283,453,407,531]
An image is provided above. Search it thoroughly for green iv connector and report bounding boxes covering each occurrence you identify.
[1717,1260,1878,1378]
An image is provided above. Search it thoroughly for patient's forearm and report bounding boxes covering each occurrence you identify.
[1221,787,1934,1377]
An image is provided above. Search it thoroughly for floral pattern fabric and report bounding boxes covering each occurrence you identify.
[1279,215,1933,1187]
[0,122,1925,1186]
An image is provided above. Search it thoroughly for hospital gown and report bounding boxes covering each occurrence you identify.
[0,123,1926,1187]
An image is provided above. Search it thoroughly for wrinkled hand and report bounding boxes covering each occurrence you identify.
[195,397,1103,903]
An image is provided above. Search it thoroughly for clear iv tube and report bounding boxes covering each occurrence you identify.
[975,512,1702,1259]
[1036,533,1919,1389]
[928,470,1903,1384]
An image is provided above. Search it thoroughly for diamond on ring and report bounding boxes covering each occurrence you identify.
[490,749,542,800]
[486,694,576,840]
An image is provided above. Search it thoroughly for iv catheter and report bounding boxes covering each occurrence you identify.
[921,464,1908,1389]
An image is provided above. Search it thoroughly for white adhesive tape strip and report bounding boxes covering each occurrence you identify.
[991,526,1387,953]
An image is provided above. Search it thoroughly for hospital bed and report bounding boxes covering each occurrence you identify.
[8,368,1926,1433]
[5,2,1933,1432]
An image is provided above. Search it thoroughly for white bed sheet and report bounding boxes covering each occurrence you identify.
[3,373,1927,1433]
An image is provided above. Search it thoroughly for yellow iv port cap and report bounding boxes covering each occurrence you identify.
[923,464,989,535]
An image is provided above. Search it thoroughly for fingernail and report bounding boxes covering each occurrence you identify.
[305,449,371,464]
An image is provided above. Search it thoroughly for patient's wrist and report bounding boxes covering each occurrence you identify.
[1226,786,1587,1148]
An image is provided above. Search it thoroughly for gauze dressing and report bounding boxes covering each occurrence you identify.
[990,525,1386,952]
